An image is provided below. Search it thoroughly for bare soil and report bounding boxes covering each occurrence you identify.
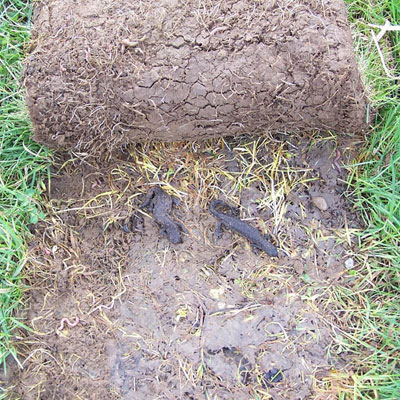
[24,0,369,150]
[2,135,362,399]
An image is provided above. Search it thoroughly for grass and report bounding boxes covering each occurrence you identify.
[0,0,49,372]
[336,0,400,397]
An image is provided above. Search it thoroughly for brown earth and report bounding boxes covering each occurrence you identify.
[2,134,362,399]
[23,0,370,150]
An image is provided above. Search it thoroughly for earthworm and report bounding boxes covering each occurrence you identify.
[333,150,342,171]
[58,317,80,331]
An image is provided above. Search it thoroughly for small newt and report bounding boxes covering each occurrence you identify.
[209,200,278,257]
[140,187,187,244]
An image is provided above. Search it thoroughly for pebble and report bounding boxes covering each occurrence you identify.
[345,258,354,269]
[209,286,225,300]
[312,196,328,211]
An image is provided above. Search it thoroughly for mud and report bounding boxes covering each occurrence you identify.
[23,0,370,150]
[2,135,362,399]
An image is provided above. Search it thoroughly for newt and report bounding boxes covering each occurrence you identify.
[209,200,278,257]
[140,187,187,244]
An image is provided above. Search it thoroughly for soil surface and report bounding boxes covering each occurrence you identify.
[24,0,369,150]
[2,135,362,399]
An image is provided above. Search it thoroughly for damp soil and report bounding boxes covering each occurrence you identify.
[2,135,363,399]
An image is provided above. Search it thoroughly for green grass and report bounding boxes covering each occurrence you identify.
[339,0,400,398]
[0,0,49,371]
[347,0,400,106]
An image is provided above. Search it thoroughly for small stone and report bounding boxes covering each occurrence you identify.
[312,196,328,211]
[209,286,224,300]
[345,258,354,269]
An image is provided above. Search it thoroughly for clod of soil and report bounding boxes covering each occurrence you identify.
[23,0,370,150]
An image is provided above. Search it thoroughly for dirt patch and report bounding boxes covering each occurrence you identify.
[23,0,370,150]
[2,135,362,399]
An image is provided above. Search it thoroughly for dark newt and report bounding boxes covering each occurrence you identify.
[140,186,187,244]
[209,200,278,257]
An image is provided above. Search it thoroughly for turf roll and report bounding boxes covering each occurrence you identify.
[23,0,370,150]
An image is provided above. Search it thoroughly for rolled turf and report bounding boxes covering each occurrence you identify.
[23,0,370,150]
